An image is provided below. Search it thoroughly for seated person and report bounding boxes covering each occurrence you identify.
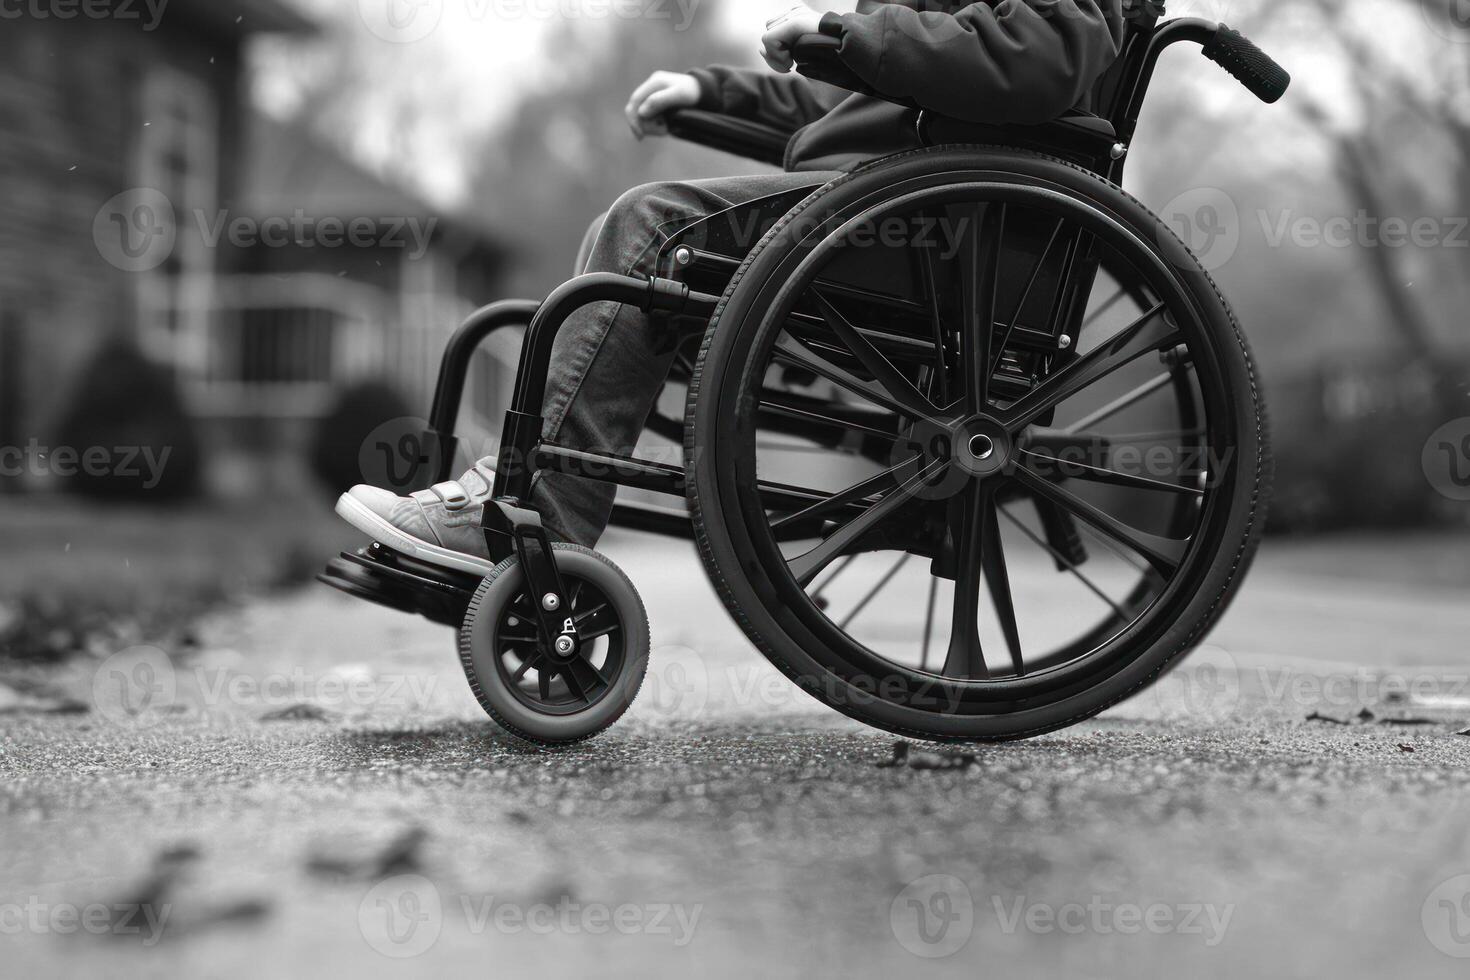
[338,0,1127,574]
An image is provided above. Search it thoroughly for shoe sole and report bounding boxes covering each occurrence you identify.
[335,492,499,577]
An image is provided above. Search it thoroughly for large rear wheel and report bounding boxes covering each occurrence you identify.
[685,148,1270,741]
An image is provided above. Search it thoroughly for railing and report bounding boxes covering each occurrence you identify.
[167,273,475,418]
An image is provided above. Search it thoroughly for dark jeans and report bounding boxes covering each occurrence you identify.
[526,172,838,546]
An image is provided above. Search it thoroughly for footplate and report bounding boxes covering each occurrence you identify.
[318,542,482,627]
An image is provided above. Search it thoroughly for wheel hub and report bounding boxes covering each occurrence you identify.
[951,416,1013,478]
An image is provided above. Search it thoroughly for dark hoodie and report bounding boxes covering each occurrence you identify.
[688,0,1126,172]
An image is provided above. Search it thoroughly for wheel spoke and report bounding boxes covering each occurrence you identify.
[809,291,939,421]
[916,215,951,404]
[788,459,945,587]
[980,494,1025,676]
[512,654,542,683]
[1012,464,1188,576]
[811,554,859,601]
[770,458,914,533]
[991,218,1065,377]
[997,505,1128,618]
[941,483,990,680]
[838,553,911,630]
[773,338,925,420]
[537,667,552,701]
[1063,371,1177,434]
[959,204,1005,413]
[561,657,606,703]
[920,576,939,672]
[1002,303,1179,430]
[1016,448,1205,497]
[575,603,619,641]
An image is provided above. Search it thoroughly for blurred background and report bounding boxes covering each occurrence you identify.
[0,0,1467,645]
[2,2,1469,976]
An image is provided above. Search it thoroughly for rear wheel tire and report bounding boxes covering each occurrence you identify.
[685,147,1270,742]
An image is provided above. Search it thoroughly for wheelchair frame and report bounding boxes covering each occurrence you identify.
[321,9,1288,742]
[415,15,1283,540]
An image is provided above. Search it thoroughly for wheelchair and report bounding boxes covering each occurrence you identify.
[321,10,1289,745]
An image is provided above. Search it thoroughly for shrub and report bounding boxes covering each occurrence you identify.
[310,380,418,494]
[53,334,203,501]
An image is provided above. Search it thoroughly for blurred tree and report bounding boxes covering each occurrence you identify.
[1281,0,1470,363]
[463,3,760,296]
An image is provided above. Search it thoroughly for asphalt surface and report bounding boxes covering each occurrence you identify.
[3,531,1470,978]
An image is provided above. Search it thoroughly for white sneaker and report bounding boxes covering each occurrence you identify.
[336,459,502,576]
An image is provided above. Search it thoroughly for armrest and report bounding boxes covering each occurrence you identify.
[664,109,794,167]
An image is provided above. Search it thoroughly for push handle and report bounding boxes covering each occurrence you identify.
[1203,25,1291,104]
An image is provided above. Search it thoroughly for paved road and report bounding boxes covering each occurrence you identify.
[3,532,1470,977]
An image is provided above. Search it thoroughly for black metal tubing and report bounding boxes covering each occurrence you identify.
[428,299,541,484]
[534,444,685,497]
[492,273,719,502]
[533,441,876,519]
[1110,18,1219,151]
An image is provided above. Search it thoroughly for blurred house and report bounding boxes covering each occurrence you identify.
[0,0,505,495]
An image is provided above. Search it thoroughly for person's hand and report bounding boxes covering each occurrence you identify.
[761,4,825,73]
[625,71,702,139]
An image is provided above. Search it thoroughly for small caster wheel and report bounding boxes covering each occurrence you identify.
[458,544,649,746]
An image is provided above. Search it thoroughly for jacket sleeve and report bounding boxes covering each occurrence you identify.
[833,0,1125,124]
[687,66,844,133]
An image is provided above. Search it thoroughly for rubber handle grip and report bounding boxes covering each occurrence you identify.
[1203,25,1291,104]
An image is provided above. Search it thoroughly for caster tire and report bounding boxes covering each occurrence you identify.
[458,544,649,746]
